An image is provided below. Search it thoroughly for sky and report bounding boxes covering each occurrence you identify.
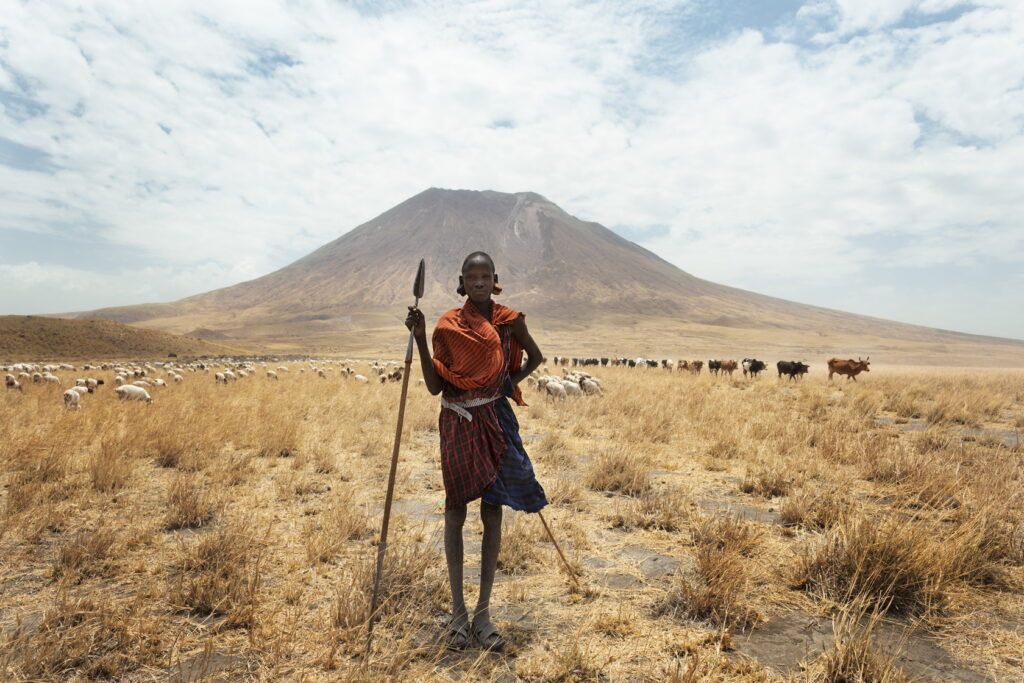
[0,0,1022,339]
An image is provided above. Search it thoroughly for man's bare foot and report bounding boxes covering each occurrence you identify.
[446,610,471,650]
[471,609,506,652]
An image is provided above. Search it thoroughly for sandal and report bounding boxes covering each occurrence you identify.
[445,618,471,651]
[472,618,507,653]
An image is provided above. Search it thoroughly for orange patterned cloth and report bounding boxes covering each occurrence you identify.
[431,300,527,406]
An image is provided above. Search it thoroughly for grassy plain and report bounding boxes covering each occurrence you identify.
[0,362,1021,681]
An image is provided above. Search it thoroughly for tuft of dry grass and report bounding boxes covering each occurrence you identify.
[170,521,263,626]
[584,447,652,497]
[546,476,587,511]
[534,432,574,470]
[609,484,688,532]
[792,507,1016,616]
[740,462,794,498]
[164,473,218,530]
[797,602,910,683]
[89,437,132,492]
[0,593,167,680]
[303,487,370,566]
[658,542,758,629]
[498,513,542,575]
[689,514,762,557]
[51,528,118,583]
[780,485,853,530]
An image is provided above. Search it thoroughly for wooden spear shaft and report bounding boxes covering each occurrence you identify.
[366,325,415,653]
[367,260,424,654]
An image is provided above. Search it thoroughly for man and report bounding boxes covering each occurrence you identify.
[405,251,547,652]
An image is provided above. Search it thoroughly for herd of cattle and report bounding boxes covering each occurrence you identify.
[550,356,872,381]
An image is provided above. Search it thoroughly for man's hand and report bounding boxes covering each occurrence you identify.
[405,306,426,339]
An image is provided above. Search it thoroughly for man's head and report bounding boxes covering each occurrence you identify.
[458,251,502,302]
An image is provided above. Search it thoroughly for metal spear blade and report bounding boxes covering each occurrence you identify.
[413,259,425,300]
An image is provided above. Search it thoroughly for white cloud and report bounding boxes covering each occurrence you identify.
[0,0,1022,337]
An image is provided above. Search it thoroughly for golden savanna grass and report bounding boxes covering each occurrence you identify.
[0,362,1021,680]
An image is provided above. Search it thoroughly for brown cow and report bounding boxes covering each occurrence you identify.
[719,360,738,376]
[689,360,703,375]
[828,357,870,381]
[676,360,689,372]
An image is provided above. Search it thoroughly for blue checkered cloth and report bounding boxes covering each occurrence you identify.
[481,377,548,513]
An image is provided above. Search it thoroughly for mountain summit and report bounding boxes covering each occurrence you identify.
[76,188,1023,362]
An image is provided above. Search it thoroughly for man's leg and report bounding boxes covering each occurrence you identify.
[473,501,503,640]
[444,505,469,640]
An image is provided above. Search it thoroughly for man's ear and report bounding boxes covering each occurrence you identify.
[457,275,466,296]
[492,273,502,295]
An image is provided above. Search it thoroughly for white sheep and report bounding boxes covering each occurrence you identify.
[71,386,89,396]
[114,376,125,386]
[266,371,278,380]
[172,374,184,383]
[580,378,603,395]
[42,373,61,385]
[153,379,167,387]
[115,385,152,403]
[63,389,81,410]
[4,374,18,391]
[215,372,227,384]
[545,382,567,400]
[354,374,368,383]
[133,380,152,387]
[561,380,582,397]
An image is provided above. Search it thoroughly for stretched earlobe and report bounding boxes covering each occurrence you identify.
[456,275,466,296]
[492,273,502,295]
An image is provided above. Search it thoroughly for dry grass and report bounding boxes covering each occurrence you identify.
[780,485,854,530]
[584,446,652,496]
[170,520,264,626]
[1,361,1021,680]
[797,601,910,683]
[164,472,218,530]
[609,484,688,531]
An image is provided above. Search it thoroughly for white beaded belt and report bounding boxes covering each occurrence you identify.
[440,395,501,421]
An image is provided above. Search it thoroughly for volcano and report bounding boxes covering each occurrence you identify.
[72,188,1024,364]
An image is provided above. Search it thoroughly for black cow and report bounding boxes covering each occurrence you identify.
[708,359,721,376]
[776,360,809,380]
[742,358,766,378]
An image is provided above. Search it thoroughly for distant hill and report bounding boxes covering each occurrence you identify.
[68,188,1024,365]
[0,316,248,360]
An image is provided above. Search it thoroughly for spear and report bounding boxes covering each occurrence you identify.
[366,258,425,653]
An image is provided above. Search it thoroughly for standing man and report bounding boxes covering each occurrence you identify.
[405,251,547,652]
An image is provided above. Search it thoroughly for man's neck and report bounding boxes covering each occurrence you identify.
[470,298,492,318]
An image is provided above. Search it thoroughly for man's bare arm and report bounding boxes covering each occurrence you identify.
[510,315,543,385]
[405,306,443,395]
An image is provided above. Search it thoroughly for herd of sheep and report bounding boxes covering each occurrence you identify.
[3,355,610,409]
[2,356,415,411]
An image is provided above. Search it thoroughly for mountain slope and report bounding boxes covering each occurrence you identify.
[0,316,248,360]
[71,188,1023,363]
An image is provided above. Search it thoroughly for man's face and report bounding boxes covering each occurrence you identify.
[463,262,494,303]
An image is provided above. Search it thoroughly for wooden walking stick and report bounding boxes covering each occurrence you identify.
[366,258,425,654]
[537,510,581,590]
